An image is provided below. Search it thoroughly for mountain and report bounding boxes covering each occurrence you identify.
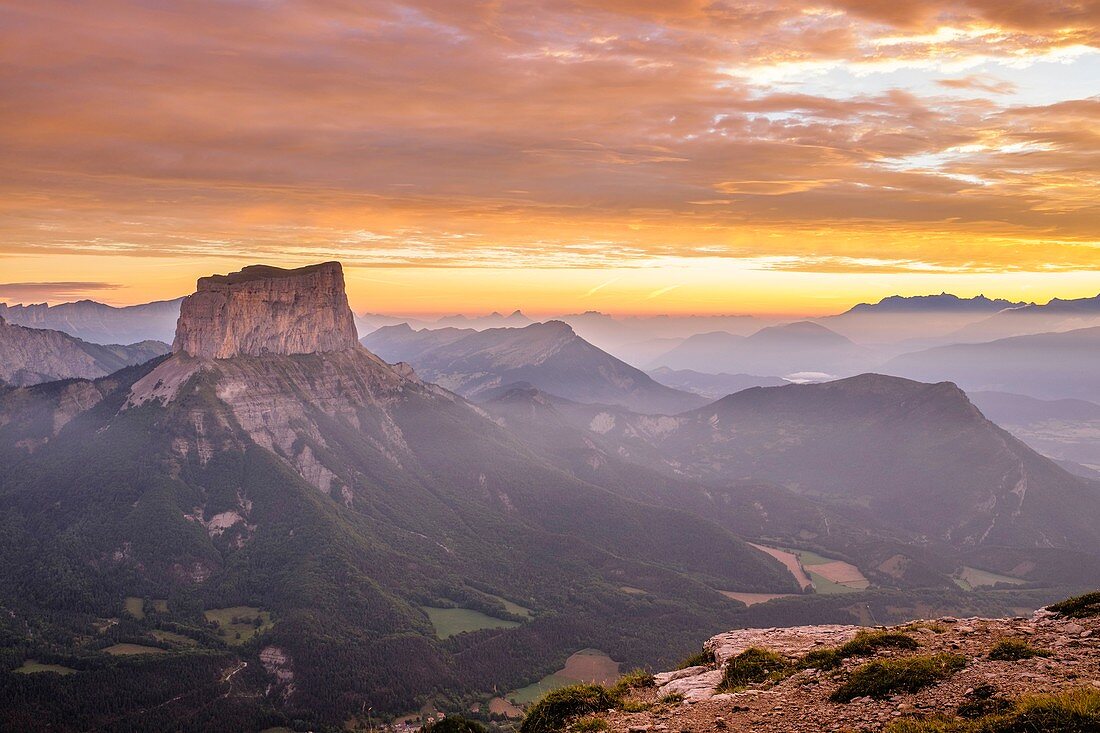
[555,311,767,357]
[968,391,1100,471]
[950,294,1100,342]
[434,310,533,329]
[0,262,796,729]
[647,367,787,399]
[361,321,708,414]
[820,293,1029,344]
[883,326,1100,401]
[0,297,184,344]
[560,374,1100,554]
[0,315,169,386]
[651,321,870,378]
[845,293,1027,314]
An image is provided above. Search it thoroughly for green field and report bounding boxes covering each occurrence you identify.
[203,606,273,645]
[953,566,1027,591]
[14,660,76,675]
[151,630,197,647]
[104,643,164,656]
[421,606,521,639]
[486,593,534,619]
[123,596,145,619]
[506,649,619,706]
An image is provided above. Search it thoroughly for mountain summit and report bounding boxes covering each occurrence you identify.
[172,262,359,358]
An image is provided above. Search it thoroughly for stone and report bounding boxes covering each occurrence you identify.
[173,262,359,359]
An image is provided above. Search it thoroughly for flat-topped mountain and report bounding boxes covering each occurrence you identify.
[0,315,168,386]
[362,320,708,414]
[172,262,360,358]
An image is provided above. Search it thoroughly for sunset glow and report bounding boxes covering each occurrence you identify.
[2,1,1098,313]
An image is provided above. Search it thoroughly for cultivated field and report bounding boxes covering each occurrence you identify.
[103,643,164,655]
[507,648,620,706]
[420,606,521,639]
[203,606,273,645]
[14,660,75,675]
[720,591,796,606]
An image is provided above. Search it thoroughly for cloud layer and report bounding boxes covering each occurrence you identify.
[1,0,1098,281]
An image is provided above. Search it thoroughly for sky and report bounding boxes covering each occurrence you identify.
[1,0,1098,316]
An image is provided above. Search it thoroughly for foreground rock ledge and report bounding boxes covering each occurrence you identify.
[606,612,1100,733]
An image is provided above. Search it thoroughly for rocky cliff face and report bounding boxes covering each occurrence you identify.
[172,262,360,359]
[0,315,168,386]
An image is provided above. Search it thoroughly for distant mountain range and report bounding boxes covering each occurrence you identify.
[362,321,708,414]
[0,297,184,344]
[845,293,1029,314]
[884,326,1100,401]
[0,315,168,386]
[948,294,1100,343]
[819,294,1030,343]
[646,367,787,399]
[651,321,868,377]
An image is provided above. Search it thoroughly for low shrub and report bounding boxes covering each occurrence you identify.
[718,647,790,691]
[520,685,620,733]
[830,654,966,702]
[657,692,685,705]
[987,638,1052,662]
[1047,591,1100,619]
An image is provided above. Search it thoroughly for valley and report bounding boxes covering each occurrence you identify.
[1,266,1098,731]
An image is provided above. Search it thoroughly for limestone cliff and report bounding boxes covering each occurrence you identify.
[0,314,168,386]
[172,262,359,359]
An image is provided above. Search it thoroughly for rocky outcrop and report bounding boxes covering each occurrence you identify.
[602,611,1100,733]
[172,262,359,359]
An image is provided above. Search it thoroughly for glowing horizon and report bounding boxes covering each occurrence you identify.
[2,1,1098,315]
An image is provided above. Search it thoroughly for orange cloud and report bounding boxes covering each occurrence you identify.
[0,0,1098,313]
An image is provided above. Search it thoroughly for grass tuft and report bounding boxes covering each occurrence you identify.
[1047,591,1100,619]
[884,688,1100,733]
[676,649,716,669]
[718,647,790,691]
[987,638,1053,662]
[610,668,654,696]
[800,630,919,670]
[830,653,966,703]
[570,716,609,732]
